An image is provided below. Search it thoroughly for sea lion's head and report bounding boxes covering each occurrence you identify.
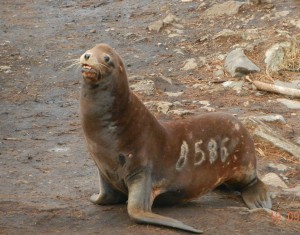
[80,44,125,85]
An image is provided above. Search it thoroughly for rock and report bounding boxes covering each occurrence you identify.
[145,101,173,114]
[156,102,173,114]
[225,48,260,77]
[165,91,183,97]
[262,173,288,189]
[157,74,173,85]
[283,185,300,197]
[201,106,216,112]
[168,109,193,116]
[290,19,300,29]
[277,98,300,109]
[203,1,244,18]
[128,75,145,81]
[222,81,244,92]
[174,49,184,55]
[297,137,300,146]
[48,147,70,153]
[147,20,164,32]
[274,79,300,90]
[192,84,201,88]
[168,33,181,38]
[242,29,261,41]
[181,58,197,71]
[198,56,207,67]
[264,42,291,72]
[213,69,224,78]
[275,11,290,18]
[90,29,96,33]
[199,100,210,106]
[147,14,179,32]
[248,0,273,3]
[267,163,288,172]
[163,14,179,24]
[0,65,11,71]
[213,29,237,39]
[173,101,183,106]
[217,54,226,61]
[124,33,138,39]
[254,124,300,159]
[251,114,286,123]
[130,80,155,95]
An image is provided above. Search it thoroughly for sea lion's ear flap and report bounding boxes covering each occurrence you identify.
[119,65,123,73]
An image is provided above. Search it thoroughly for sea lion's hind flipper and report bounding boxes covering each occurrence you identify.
[126,169,203,234]
[128,210,203,234]
[241,178,272,209]
[90,169,127,205]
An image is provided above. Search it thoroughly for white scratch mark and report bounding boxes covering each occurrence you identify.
[194,140,205,166]
[176,141,189,170]
[220,137,230,163]
[208,139,218,164]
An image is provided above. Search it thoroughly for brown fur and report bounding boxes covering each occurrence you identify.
[79,44,272,233]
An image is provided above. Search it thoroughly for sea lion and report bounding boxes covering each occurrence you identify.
[79,44,272,233]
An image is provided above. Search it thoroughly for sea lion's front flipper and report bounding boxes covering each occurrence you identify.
[242,178,272,209]
[90,169,127,205]
[126,168,203,234]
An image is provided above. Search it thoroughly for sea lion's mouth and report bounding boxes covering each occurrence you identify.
[81,64,98,80]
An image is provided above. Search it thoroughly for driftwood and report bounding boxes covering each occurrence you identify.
[253,80,300,97]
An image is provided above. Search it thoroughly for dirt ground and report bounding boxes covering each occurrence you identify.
[1,0,300,234]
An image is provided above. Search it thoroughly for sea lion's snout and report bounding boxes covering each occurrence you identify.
[80,51,99,81]
[84,53,91,60]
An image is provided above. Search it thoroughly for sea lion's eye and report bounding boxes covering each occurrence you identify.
[104,55,110,63]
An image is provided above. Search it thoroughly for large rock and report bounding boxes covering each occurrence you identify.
[254,124,300,159]
[222,81,244,92]
[251,114,286,123]
[274,79,300,90]
[283,185,300,197]
[262,173,288,189]
[225,48,260,77]
[264,42,291,72]
[277,98,300,109]
[203,1,244,18]
[267,163,288,172]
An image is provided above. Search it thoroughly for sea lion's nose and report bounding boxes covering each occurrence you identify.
[84,53,91,60]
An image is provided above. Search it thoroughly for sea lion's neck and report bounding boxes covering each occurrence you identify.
[80,77,130,130]
[80,78,166,150]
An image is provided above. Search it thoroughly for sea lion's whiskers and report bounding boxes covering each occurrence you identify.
[98,65,103,80]
[98,62,110,70]
[65,58,80,63]
[64,60,81,71]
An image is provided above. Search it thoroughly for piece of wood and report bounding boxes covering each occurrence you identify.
[253,80,300,97]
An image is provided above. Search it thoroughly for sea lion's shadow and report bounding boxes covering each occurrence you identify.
[153,185,244,209]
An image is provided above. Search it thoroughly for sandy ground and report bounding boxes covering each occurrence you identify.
[1,0,300,234]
